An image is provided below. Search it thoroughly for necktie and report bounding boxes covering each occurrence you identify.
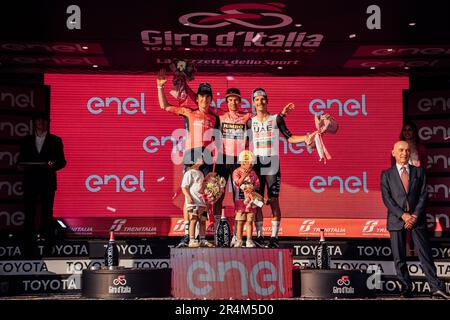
[401,166,409,192]
[401,166,410,211]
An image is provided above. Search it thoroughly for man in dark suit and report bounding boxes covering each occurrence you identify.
[18,113,66,243]
[381,140,449,299]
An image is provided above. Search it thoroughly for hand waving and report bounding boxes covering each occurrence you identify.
[157,69,168,87]
[282,103,295,115]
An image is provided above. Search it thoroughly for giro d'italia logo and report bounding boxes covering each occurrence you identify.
[179,2,293,29]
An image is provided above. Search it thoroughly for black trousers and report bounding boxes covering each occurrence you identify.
[24,188,56,241]
[390,227,444,292]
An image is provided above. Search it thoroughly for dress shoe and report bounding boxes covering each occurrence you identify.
[431,289,450,300]
[400,289,413,298]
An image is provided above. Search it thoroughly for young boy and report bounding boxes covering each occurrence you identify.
[181,157,215,248]
[232,150,260,248]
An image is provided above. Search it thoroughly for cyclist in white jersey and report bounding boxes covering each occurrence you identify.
[247,88,311,248]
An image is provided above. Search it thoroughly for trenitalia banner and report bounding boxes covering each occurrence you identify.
[45,74,407,237]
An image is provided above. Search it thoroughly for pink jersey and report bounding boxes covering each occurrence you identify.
[166,106,220,150]
[232,167,260,213]
[219,111,253,156]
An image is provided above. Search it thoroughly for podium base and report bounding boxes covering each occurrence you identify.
[81,267,171,299]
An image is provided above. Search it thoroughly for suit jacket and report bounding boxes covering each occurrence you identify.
[18,133,66,192]
[380,165,427,231]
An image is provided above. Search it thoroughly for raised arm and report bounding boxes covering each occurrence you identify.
[280,102,295,118]
[157,69,171,110]
[157,69,191,115]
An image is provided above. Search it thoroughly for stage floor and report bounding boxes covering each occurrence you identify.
[0,294,443,300]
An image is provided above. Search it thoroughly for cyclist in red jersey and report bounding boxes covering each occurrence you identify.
[157,69,220,247]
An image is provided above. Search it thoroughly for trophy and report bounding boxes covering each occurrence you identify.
[169,59,196,105]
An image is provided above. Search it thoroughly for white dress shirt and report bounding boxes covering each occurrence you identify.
[35,131,47,154]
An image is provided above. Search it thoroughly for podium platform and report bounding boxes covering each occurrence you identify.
[300,269,374,298]
[171,248,293,299]
[81,267,171,299]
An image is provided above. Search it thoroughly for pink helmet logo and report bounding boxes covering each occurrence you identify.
[179,3,293,29]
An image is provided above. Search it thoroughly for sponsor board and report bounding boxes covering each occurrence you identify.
[61,217,393,238]
[0,144,21,169]
[426,148,450,173]
[353,45,450,58]
[293,260,450,277]
[0,55,109,67]
[427,208,450,233]
[3,258,171,275]
[427,177,450,202]
[374,276,450,295]
[89,240,175,259]
[0,42,104,54]
[407,90,450,116]
[0,203,25,229]
[0,274,81,295]
[0,239,175,259]
[0,86,47,112]
[415,119,450,144]
[60,216,450,237]
[0,259,170,275]
[289,240,450,260]
[344,58,449,69]
[0,115,33,140]
[0,174,23,199]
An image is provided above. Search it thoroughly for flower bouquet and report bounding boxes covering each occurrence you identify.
[307,114,339,163]
[240,183,267,209]
[169,58,196,105]
[203,174,226,204]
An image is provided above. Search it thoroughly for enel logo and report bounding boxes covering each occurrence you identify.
[309,95,368,116]
[87,93,147,115]
[310,172,369,193]
[85,170,146,192]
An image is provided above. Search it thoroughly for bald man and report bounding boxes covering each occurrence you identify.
[381,140,449,299]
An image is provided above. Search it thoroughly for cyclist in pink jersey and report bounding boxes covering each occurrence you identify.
[248,88,312,248]
[157,69,220,247]
[214,88,295,246]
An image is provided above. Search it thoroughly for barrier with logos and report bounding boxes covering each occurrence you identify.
[81,267,171,299]
[1,238,449,297]
[0,85,50,237]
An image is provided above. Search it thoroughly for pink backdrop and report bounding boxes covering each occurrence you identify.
[45,74,407,224]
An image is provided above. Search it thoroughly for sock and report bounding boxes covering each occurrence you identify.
[271,220,280,238]
[255,221,263,237]
[184,220,189,235]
